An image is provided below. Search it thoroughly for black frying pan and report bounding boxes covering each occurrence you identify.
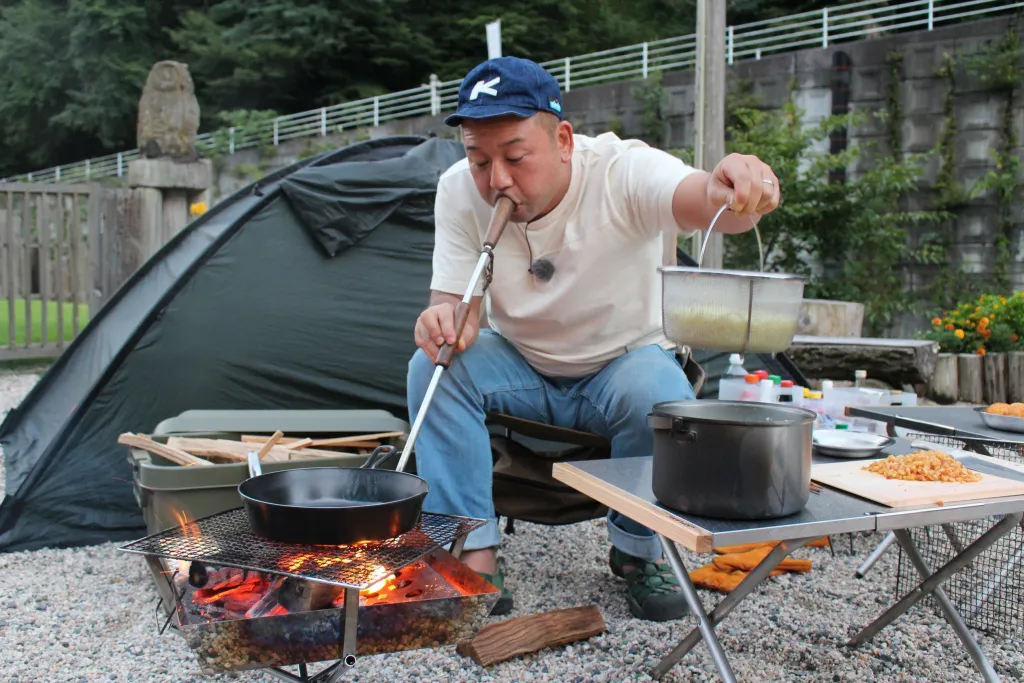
[238,445,429,545]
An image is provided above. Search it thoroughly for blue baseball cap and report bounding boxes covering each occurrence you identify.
[444,56,564,127]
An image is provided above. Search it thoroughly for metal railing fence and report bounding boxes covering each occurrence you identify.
[4,0,1021,185]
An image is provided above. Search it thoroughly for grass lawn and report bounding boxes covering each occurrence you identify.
[0,298,90,346]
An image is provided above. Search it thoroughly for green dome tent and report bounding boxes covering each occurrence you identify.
[0,134,808,553]
[0,135,466,553]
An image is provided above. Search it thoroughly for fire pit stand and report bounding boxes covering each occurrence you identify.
[120,508,498,681]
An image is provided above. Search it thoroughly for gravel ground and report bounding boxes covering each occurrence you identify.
[1,368,1022,682]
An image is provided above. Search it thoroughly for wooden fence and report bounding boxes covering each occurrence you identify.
[1,183,101,360]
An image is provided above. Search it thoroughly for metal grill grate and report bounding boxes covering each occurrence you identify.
[120,508,484,589]
[895,433,1024,637]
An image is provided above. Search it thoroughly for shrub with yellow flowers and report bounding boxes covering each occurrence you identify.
[924,292,1024,355]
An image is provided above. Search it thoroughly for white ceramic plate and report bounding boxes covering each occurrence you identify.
[812,430,895,459]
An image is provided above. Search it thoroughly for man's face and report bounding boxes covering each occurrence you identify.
[461,114,573,223]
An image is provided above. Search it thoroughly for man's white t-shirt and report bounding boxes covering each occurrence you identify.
[431,132,699,378]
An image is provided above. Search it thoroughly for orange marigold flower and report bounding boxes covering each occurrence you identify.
[931,317,942,325]
[945,323,955,330]
[978,347,987,356]
[1012,334,1019,342]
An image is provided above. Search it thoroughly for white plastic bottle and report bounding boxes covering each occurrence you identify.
[718,354,749,400]
[758,379,775,403]
[726,354,747,377]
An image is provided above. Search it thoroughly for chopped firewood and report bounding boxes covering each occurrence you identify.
[304,432,403,447]
[241,434,302,444]
[166,437,247,462]
[456,605,605,667]
[165,437,358,463]
[256,431,284,459]
[241,432,404,448]
[118,433,212,467]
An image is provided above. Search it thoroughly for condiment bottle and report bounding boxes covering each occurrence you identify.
[778,380,795,403]
[740,374,760,402]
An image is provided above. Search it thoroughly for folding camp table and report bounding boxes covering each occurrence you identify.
[847,404,1024,445]
[551,444,1024,683]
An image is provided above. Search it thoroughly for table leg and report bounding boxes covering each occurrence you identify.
[653,535,819,681]
[847,513,1023,683]
[964,519,1024,621]
[855,531,896,578]
[656,535,736,683]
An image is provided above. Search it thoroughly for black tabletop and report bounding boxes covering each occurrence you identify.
[848,405,1024,444]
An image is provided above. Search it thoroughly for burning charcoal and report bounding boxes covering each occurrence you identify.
[276,577,344,613]
[189,561,248,589]
[193,574,267,605]
[245,577,286,619]
[222,590,265,615]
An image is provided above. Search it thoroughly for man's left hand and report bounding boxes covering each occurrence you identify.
[706,153,780,216]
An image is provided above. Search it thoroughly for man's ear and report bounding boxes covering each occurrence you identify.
[556,120,574,162]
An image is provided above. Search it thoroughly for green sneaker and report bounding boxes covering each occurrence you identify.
[476,565,514,616]
[609,547,690,622]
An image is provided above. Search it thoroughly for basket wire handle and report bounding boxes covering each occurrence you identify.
[697,204,765,272]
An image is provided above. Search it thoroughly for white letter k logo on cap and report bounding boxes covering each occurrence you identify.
[469,77,500,100]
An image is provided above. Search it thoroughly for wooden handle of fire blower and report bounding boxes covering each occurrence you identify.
[435,195,515,369]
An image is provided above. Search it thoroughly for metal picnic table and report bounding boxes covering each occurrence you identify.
[847,404,1024,445]
[551,439,1024,682]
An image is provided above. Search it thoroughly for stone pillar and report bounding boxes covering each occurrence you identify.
[126,158,212,256]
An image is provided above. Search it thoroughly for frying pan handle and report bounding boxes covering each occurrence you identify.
[361,445,398,470]
[247,451,264,477]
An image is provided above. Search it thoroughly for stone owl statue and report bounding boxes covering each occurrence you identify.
[136,60,201,161]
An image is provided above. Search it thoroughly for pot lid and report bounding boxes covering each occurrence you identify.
[652,399,816,426]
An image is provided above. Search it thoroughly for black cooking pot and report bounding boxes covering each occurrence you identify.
[648,400,816,520]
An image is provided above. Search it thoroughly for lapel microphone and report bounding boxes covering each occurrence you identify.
[529,258,555,282]
[523,220,555,282]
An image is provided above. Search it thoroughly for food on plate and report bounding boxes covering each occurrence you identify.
[665,307,797,351]
[985,402,1024,417]
[863,450,983,483]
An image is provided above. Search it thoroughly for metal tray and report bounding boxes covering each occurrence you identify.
[812,430,894,459]
[975,406,1024,434]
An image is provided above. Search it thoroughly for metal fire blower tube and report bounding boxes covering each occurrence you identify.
[396,195,516,474]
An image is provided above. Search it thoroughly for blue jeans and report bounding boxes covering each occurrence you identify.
[406,329,696,563]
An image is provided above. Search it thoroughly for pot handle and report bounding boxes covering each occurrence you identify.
[646,414,698,444]
[361,445,398,470]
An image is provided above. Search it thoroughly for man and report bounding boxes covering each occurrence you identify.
[407,56,780,621]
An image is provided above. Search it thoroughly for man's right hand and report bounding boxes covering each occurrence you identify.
[414,294,481,363]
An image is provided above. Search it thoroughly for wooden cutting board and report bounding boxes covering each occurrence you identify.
[811,456,1024,509]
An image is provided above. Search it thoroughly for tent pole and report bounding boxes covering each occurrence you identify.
[397,196,515,473]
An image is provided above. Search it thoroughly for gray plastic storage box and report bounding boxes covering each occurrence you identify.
[129,409,410,535]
